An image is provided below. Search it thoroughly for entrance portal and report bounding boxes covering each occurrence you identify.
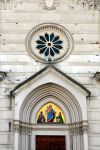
[36,136,66,150]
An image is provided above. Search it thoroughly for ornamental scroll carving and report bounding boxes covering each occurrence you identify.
[40,0,100,10]
[0,0,100,10]
[74,0,100,10]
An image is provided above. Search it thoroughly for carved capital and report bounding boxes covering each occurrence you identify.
[69,121,88,135]
[82,120,88,134]
[13,120,33,134]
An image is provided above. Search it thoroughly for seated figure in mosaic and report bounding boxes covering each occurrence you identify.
[37,111,46,123]
[46,105,56,122]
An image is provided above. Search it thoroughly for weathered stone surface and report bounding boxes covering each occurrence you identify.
[0,0,100,150]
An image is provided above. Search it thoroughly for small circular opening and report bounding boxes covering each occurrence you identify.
[48,42,52,46]
[48,58,52,62]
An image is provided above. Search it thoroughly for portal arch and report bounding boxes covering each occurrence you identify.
[12,66,89,150]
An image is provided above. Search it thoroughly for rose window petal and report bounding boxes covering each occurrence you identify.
[45,33,49,41]
[45,48,49,56]
[52,36,59,42]
[50,33,54,41]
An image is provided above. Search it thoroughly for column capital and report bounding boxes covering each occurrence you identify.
[13,120,33,134]
[69,121,88,135]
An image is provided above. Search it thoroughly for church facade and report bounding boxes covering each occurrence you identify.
[0,0,100,150]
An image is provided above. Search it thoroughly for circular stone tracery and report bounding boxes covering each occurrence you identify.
[26,23,74,63]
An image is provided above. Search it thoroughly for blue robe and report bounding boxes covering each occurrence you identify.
[47,109,55,122]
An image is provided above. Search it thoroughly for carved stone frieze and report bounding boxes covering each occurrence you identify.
[13,120,33,133]
[82,120,89,134]
[69,121,88,135]
[40,0,59,10]
[13,120,88,135]
[0,0,99,10]
[74,0,100,10]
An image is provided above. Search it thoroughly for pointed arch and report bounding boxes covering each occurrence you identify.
[19,83,82,123]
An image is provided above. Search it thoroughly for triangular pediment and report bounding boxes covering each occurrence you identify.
[11,65,90,97]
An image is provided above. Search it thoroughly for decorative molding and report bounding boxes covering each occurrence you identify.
[0,0,59,10]
[0,0,16,9]
[94,72,100,81]
[0,0,99,10]
[73,0,100,10]
[82,121,88,134]
[13,120,33,133]
[69,121,88,135]
[13,120,67,133]
[40,0,59,10]
[13,120,88,135]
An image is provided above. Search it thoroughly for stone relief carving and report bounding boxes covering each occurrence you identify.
[40,0,59,10]
[0,0,99,10]
[0,0,15,9]
[73,0,100,10]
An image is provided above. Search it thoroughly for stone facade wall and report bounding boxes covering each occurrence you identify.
[0,0,100,150]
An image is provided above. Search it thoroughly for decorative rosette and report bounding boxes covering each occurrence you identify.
[36,33,63,57]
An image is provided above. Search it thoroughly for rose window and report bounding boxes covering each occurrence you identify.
[26,23,73,63]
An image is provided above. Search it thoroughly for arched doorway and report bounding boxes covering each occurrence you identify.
[12,66,90,150]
